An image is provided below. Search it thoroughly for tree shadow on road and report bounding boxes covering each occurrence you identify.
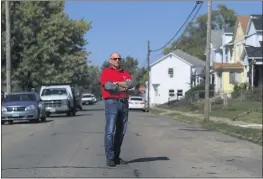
[127,156,170,164]
[6,119,54,125]
[48,113,92,118]
[81,108,105,112]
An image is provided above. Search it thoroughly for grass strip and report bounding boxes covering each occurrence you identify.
[150,108,262,146]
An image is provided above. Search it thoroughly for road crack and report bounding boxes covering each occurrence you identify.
[33,154,47,177]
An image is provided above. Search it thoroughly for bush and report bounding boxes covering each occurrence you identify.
[185,84,215,99]
[232,83,262,101]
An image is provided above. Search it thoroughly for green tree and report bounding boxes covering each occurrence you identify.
[140,71,148,84]
[163,4,236,60]
[1,1,92,90]
[100,56,139,74]
[101,60,110,71]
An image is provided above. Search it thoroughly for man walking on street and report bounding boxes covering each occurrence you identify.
[100,52,135,167]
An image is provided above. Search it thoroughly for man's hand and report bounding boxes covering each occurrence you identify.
[118,86,128,92]
[113,82,128,91]
[114,82,128,88]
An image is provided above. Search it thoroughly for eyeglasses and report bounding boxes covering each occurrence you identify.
[111,58,122,61]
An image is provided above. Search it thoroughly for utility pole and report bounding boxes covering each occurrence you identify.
[204,0,212,122]
[5,0,11,93]
[147,41,150,112]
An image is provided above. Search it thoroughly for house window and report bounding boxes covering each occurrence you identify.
[169,89,175,97]
[177,89,183,97]
[225,49,228,62]
[229,72,241,84]
[168,68,174,77]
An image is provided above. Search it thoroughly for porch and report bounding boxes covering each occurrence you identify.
[245,45,263,87]
[212,62,244,94]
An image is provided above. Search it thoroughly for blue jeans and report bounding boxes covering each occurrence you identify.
[104,99,129,161]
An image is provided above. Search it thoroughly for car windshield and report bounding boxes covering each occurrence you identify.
[83,95,93,98]
[41,88,67,96]
[130,97,143,101]
[4,94,36,102]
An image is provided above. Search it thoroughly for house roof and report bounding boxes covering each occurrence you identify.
[251,15,263,31]
[245,45,263,58]
[211,30,222,49]
[150,49,205,73]
[237,15,250,32]
[172,49,206,67]
[172,50,205,74]
[230,15,250,46]
[213,62,243,71]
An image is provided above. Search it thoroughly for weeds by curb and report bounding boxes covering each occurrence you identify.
[150,108,262,146]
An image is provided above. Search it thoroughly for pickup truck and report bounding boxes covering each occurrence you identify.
[39,83,78,117]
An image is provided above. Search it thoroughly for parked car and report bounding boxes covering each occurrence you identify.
[40,83,77,117]
[128,96,147,112]
[1,92,47,124]
[82,93,96,105]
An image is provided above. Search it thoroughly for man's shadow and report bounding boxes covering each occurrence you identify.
[127,156,169,164]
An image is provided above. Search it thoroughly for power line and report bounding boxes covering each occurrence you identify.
[169,1,204,51]
[142,57,148,68]
[141,2,204,70]
[139,54,148,69]
[150,2,203,52]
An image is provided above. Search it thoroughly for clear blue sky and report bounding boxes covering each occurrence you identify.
[64,1,262,68]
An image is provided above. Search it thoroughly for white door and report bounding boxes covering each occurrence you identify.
[152,84,160,105]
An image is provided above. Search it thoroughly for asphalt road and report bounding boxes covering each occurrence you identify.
[1,101,262,178]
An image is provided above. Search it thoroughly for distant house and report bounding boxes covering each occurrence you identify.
[221,27,235,63]
[231,15,250,64]
[210,29,223,93]
[242,14,263,87]
[144,49,205,106]
[210,30,222,66]
[210,25,246,95]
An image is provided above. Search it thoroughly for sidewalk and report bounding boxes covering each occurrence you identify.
[152,107,262,129]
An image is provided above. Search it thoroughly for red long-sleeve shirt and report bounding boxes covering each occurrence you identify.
[100,67,132,99]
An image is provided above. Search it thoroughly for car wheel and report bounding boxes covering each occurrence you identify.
[1,120,6,125]
[30,117,39,123]
[40,113,46,122]
[71,108,76,116]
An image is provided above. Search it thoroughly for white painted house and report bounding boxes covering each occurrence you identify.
[210,30,222,66]
[220,27,235,63]
[145,49,205,106]
[242,14,263,87]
